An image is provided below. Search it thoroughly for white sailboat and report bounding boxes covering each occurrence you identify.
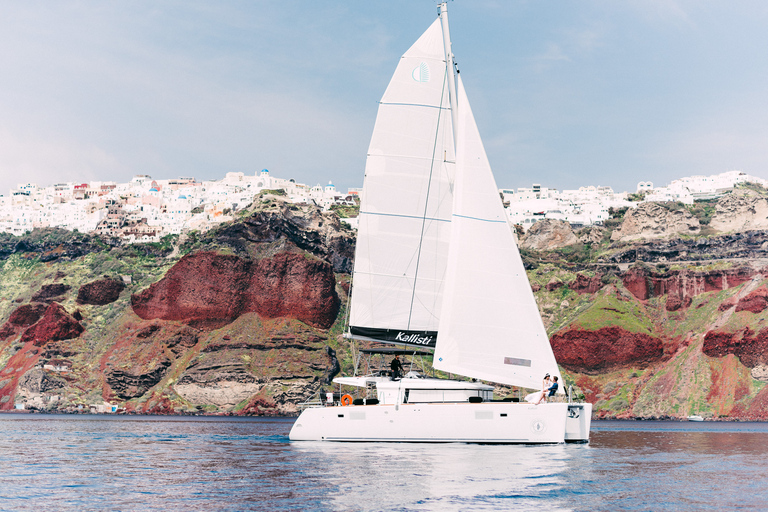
[289,3,591,444]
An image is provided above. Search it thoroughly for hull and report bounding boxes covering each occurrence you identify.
[290,402,591,444]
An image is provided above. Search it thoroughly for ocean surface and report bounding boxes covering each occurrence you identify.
[1,415,766,511]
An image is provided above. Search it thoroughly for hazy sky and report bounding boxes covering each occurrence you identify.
[1,1,767,197]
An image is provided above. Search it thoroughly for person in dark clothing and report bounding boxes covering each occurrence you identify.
[390,355,403,380]
[547,376,559,398]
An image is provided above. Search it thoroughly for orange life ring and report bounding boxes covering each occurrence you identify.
[341,394,353,406]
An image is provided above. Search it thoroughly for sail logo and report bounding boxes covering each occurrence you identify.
[395,331,434,345]
[412,62,430,83]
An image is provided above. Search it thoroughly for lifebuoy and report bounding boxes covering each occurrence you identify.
[341,394,353,406]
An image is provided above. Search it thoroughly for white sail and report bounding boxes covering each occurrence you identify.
[432,76,563,391]
[349,19,455,347]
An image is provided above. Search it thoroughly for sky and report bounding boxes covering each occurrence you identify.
[1,0,767,197]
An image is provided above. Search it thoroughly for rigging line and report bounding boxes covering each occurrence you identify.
[406,67,450,331]
[359,211,450,223]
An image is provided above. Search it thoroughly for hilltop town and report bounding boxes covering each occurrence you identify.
[1,168,765,242]
[0,170,356,242]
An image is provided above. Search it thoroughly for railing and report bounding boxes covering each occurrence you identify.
[297,392,325,411]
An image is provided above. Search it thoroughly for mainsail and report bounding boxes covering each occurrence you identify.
[348,19,455,348]
[432,76,563,390]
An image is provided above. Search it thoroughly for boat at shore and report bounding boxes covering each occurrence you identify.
[687,415,704,422]
[289,2,591,444]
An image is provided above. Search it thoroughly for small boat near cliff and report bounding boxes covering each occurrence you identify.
[687,415,704,422]
[289,2,591,444]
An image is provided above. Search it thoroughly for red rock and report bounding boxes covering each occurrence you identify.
[8,303,47,327]
[665,295,692,312]
[0,303,48,341]
[131,250,340,329]
[77,278,126,305]
[550,326,665,373]
[546,279,564,291]
[20,302,84,346]
[718,298,738,312]
[622,266,755,307]
[569,273,604,294]
[31,283,71,303]
[702,327,768,368]
[734,286,768,314]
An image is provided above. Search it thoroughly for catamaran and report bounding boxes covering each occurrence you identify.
[289,3,591,444]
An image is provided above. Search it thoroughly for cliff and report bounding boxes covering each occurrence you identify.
[0,196,353,415]
[3,186,768,420]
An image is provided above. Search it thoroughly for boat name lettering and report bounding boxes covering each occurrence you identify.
[395,332,434,345]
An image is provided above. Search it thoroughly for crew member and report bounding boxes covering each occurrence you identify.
[390,354,403,380]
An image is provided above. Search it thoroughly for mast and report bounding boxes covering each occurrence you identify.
[438,2,459,148]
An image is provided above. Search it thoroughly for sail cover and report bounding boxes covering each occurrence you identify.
[432,76,563,391]
[348,19,455,348]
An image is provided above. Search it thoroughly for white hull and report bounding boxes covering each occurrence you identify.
[290,402,592,444]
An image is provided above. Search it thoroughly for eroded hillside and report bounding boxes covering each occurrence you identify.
[2,185,768,419]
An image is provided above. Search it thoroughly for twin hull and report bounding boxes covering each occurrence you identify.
[290,402,592,444]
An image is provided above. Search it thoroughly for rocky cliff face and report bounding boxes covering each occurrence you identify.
[611,202,700,242]
[4,186,768,420]
[710,190,768,233]
[0,199,351,415]
[131,251,339,329]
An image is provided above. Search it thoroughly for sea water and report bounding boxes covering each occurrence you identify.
[0,415,766,511]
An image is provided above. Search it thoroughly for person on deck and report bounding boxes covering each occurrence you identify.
[525,373,550,404]
[546,376,559,399]
[390,355,403,380]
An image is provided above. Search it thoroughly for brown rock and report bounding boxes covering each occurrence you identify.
[519,219,579,251]
[77,278,126,305]
[31,284,71,303]
[569,273,604,294]
[735,286,768,314]
[545,279,564,291]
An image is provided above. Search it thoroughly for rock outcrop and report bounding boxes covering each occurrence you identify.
[551,327,665,373]
[710,190,768,233]
[611,202,700,242]
[607,230,768,264]
[569,273,604,294]
[621,265,755,309]
[106,359,173,400]
[702,328,768,368]
[77,277,126,305]
[131,251,340,329]
[210,199,355,273]
[20,303,84,346]
[31,284,71,303]
[520,219,579,251]
[0,304,48,340]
